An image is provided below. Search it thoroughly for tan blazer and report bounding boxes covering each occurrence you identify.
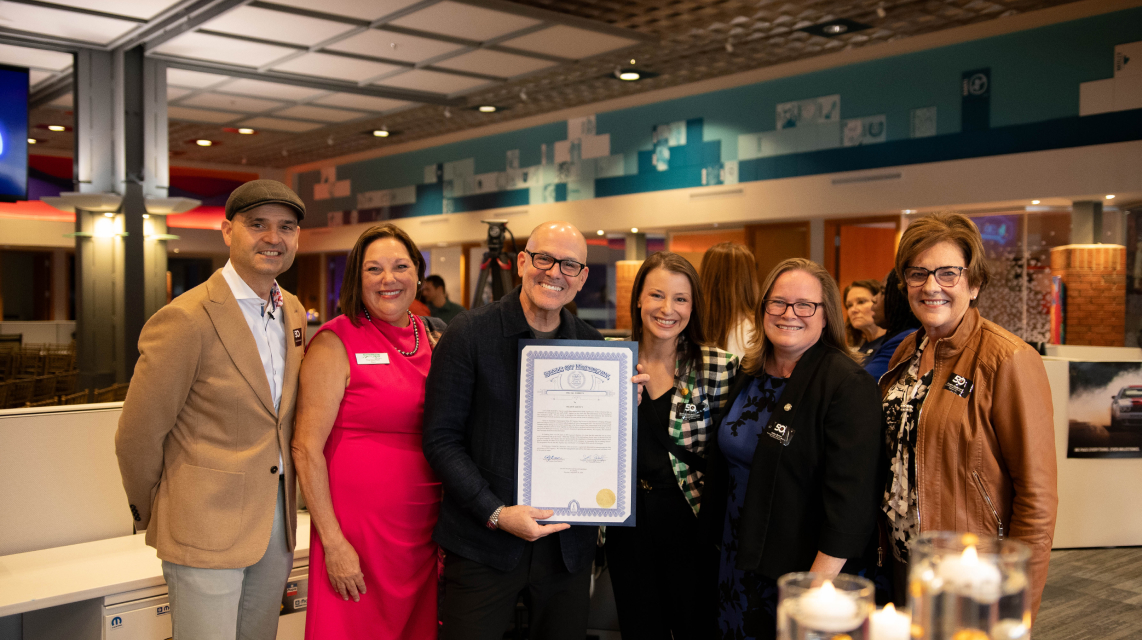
[116,269,305,569]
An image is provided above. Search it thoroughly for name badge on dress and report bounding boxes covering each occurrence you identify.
[765,422,795,446]
[944,374,974,398]
[356,353,390,365]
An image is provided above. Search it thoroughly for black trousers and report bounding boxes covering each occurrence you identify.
[439,534,592,640]
[605,485,707,640]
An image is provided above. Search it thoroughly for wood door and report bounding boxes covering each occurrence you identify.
[838,225,898,291]
[746,222,810,281]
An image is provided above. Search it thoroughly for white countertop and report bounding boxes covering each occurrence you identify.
[0,512,311,617]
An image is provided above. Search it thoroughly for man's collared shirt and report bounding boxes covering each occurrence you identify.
[222,260,286,473]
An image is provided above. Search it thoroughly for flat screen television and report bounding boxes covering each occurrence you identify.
[0,64,29,202]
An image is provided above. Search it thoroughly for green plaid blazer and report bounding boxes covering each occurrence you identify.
[667,345,738,514]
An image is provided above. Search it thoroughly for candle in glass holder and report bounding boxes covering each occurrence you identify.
[870,603,911,640]
[936,545,1001,602]
[792,580,862,632]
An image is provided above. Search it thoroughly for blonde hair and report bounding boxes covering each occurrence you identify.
[700,242,759,351]
[742,258,856,375]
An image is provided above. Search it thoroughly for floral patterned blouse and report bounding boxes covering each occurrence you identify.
[882,336,933,562]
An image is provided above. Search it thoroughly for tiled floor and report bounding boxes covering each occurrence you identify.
[1036,547,1142,639]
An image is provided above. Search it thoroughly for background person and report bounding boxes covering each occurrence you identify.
[879,213,1057,622]
[844,279,887,357]
[606,252,737,640]
[116,180,307,640]
[700,242,759,360]
[293,225,446,639]
[422,221,648,640]
[422,274,465,324]
[701,258,883,640]
[864,270,921,381]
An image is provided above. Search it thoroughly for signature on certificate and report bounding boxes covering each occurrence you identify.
[580,454,607,463]
[543,455,565,462]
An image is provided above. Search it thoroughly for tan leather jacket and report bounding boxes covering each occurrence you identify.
[880,308,1058,621]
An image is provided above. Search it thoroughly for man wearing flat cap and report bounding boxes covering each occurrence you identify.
[117,179,308,640]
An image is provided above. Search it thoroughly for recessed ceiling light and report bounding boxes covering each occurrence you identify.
[27,138,36,144]
[800,18,872,38]
[902,209,915,214]
[196,139,212,147]
[142,214,149,219]
[823,24,848,34]
[1106,194,1116,199]
[478,105,497,113]
[630,58,636,64]
[373,129,390,137]
[618,71,640,81]
[103,212,115,218]
[631,227,639,233]
[596,230,604,236]
[238,128,255,135]
[1031,200,1040,204]
[47,125,66,132]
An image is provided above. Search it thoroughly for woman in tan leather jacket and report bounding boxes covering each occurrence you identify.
[879,213,1058,623]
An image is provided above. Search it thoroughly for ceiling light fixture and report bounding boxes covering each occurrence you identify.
[801,18,872,38]
[103,212,115,218]
[27,138,36,144]
[373,129,390,137]
[902,209,915,214]
[195,139,213,146]
[238,128,255,134]
[47,125,66,132]
[618,70,640,81]
[1106,194,1116,199]
[1031,200,1040,204]
[478,105,497,113]
[596,230,604,236]
[630,58,636,64]
[630,227,639,233]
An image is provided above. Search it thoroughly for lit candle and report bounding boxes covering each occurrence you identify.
[791,579,863,632]
[935,545,1002,602]
[870,603,911,640]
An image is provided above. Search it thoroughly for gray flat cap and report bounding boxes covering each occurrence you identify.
[225,179,305,221]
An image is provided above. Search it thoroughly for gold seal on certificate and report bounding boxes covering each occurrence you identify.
[516,339,638,526]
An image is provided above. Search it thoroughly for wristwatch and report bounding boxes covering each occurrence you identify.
[486,505,505,530]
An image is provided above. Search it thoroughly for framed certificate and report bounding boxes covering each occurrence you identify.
[517,339,638,526]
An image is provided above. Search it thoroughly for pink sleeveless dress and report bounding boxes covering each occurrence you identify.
[305,313,441,640]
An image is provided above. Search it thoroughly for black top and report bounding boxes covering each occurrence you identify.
[422,286,604,573]
[699,341,886,579]
[637,388,677,485]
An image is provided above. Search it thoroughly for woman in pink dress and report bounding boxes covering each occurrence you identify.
[294,224,446,639]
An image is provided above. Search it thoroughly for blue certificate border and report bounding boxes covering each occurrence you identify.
[517,339,637,527]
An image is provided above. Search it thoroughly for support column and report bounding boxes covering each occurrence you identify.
[69,48,172,390]
[624,232,647,261]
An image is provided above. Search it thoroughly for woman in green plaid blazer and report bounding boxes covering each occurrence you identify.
[605,251,738,640]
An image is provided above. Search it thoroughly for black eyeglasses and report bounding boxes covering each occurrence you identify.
[904,266,966,288]
[763,300,822,318]
[524,250,585,277]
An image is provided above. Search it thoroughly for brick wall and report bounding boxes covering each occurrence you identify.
[614,260,644,331]
[1049,244,1126,346]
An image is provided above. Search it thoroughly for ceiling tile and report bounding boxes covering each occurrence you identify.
[268,0,422,21]
[200,6,357,47]
[166,68,231,89]
[273,105,367,122]
[217,78,326,101]
[375,69,491,94]
[180,92,287,113]
[49,93,73,108]
[153,32,298,68]
[313,93,413,112]
[389,1,542,42]
[500,25,638,59]
[167,86,192,101]
[28,70,54,87]
[238,116,325,132]
[434,49,555,78]
[44,0,182,20]
[327,29,465,64]
[271,52,403,83]
[0,3,139,45]
[0,43,73,71]
[168,106,242,124]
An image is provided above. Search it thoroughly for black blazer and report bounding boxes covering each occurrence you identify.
[700,341,885,580]
[423,287,603,573]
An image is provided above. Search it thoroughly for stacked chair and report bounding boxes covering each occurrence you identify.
[0,341,118,409]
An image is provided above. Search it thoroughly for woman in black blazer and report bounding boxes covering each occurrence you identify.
[700,258,884,640]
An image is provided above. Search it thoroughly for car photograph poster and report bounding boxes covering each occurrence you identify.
[1067,361,1142,458]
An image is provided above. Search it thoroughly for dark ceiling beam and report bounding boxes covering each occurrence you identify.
[121,0,254,53]
[153,54,466,105]
[0,27,94,53]
[0,0,147,23]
